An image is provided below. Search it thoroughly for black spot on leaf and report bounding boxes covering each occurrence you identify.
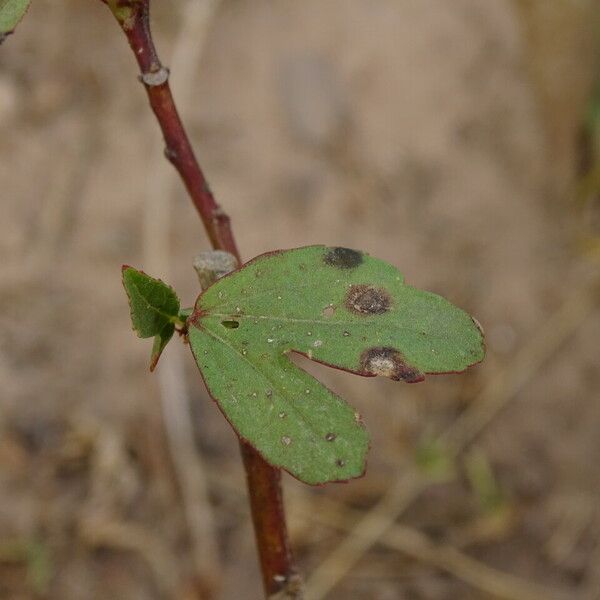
[360,347,423,383]
[345,284,392,315]
[221,320,240,329]
[323,247,363,269]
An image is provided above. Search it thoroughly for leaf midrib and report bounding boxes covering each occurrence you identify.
[205,312,457,341]
[130,280,179,324]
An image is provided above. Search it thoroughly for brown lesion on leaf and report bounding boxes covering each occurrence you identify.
[360,347,424,383]
[323,247,363,269]
[345,284,392,315]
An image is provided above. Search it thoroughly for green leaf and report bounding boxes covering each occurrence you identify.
[188,246,484,485]
[0,0,31,38]
[122,266,181,370]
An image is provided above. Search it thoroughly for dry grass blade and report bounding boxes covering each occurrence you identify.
[79,517,179,597]
[304,286,598,599]
[582,520,600,600]
[27,120,98,271]
[299,496,567,600]
[205,471,563,600]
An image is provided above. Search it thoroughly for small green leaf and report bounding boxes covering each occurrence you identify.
[122,266,181,370]
[188,246,484,485]
[0,0,31,38]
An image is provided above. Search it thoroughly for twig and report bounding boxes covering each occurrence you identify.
[101,1,299,596]
[141,1,223,594]
[103,0,238,256]
[304,286,597,599]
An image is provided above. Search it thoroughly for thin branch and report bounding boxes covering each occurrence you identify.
[142,1,223,594]
[108,0,239,258]
[101,1,300,596]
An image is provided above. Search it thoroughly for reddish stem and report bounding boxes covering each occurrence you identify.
[102,1,298,596]
[116,1,238,257]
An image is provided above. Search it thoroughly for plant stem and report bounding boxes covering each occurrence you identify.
[101,1,299,596]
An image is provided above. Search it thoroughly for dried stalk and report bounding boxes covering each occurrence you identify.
[100,1,299,596]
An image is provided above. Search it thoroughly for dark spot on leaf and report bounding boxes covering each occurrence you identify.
[323,247,363,269]
[345,284,392,315]
[221,320,240,329]
[325,433,336,442]
[336,459,346,467]
[359,347,424,383]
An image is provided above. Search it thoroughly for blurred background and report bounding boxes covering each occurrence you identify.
[1,1,600,598]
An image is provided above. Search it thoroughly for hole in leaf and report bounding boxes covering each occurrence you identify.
[221,320,240,329]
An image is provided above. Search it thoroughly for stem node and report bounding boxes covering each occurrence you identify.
[139,66,170,87]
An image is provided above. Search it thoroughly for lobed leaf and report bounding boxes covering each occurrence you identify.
[188,246,484,485]
[122,266,181,370]
[0,0,31,38]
